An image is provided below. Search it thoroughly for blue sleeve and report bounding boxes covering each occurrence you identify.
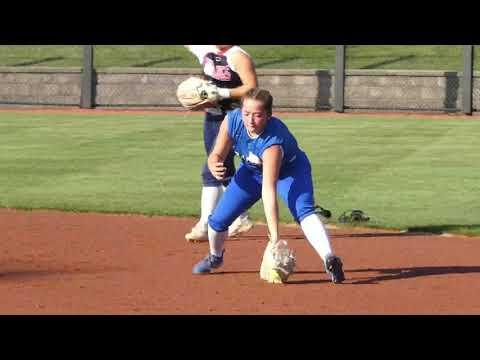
[260,135,284,158]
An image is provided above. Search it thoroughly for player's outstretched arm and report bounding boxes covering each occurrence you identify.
[261,145,283,243]
[207,117,233,181]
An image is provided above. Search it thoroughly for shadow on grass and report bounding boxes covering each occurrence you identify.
[360,55,416,69]
[256,57,300,68]
[133,57,182,67]
[12,56,65,66]
[407,224,480,235]
[349,266,480,285]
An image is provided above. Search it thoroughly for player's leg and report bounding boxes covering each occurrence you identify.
[185,112,226,242]
[193,165,262,274]
[276,152,345,283]
[222,145,254,237]
[186,112,253,241]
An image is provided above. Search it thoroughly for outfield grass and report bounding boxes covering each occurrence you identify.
[0,45,477,70]
[0,111,479,236]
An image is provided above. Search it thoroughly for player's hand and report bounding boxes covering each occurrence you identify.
[210,162,227,180]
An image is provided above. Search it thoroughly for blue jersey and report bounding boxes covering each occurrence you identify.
[227,108,301,176]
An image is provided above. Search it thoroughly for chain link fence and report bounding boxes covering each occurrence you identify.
[0,46,82,106]
[92,45,336,108]
[0,45,477,113]
[345,45,465,112]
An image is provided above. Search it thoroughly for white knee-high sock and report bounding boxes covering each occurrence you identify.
[199,186,224,227]
[300,214,333,262]
[208,224,227,257]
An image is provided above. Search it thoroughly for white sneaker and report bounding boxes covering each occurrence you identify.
[228,216,254,237]
[185,222,208,242]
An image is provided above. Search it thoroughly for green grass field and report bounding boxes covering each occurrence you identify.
[0,45,477,70]
[0,111,479,236]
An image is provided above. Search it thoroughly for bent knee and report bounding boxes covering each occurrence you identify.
[293,206,317,224]
[208,214,230,232]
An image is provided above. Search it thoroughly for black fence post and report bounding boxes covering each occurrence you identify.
[80,45,94,109]
[463,45,473,115]
[335,45,345,113]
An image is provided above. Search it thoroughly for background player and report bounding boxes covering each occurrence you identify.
[192,88,345,284]
[184,45,258,242]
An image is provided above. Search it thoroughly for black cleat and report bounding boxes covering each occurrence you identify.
[314,206,332,220]
[325,255,345,284]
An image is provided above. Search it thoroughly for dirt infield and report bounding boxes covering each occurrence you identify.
[1,208,479,314]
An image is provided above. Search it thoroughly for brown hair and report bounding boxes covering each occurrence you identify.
[241,88,273,116]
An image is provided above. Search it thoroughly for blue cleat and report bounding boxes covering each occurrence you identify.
[192,252,224,274]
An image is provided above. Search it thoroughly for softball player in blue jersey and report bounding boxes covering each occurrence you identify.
[192,88,345,284]
[184,45,258,242]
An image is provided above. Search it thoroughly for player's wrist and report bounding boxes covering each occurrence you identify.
[217,88,231,100]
